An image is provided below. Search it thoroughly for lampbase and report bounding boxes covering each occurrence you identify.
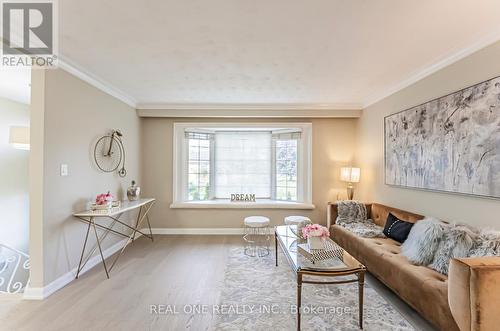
[346,183,354,200]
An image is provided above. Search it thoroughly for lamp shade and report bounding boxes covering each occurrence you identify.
[9,126,30,150]
[340,167,360,183]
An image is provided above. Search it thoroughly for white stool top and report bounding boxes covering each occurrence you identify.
[244,216,270,228]
[284,215,311,225]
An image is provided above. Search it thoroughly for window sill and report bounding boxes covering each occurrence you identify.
[170,200,315,210]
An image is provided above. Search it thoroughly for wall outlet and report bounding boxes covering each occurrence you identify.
[60,164,68,176]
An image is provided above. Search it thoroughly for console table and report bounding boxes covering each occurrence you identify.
[73,198,155,279]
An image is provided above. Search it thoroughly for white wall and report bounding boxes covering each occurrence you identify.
[0,98,29,253]
[30,69,142,287]
[357,40,500,228]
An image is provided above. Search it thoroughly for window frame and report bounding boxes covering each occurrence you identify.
[172,122,313,208]
[185,132,214,201]
[272,136,300,201]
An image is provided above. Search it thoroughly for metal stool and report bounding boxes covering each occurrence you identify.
[284,216,312,251]
[243,216,271,257]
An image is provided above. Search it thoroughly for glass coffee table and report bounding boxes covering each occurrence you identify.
[275,225,366,330]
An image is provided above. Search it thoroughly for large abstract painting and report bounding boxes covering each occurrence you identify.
[385,76,500,199]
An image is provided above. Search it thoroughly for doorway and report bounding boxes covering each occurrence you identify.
[0,67,31,294]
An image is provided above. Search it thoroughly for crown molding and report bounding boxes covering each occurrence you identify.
[57,56,137,108]
[137,108,362,118]
[137,103,362,118]
[137,102,363,110]
[363,28,500,108]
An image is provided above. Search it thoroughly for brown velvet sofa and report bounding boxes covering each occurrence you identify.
[327,202,500,331]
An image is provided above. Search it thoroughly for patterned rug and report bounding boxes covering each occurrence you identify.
[211,247,414,331]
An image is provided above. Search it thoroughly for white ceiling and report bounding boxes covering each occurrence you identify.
[58,0,500,108]
[0,67,31,104]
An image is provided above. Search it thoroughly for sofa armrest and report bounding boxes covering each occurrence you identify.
[326,202,372,229]
[326,202,338,230]
[449,257,500,331]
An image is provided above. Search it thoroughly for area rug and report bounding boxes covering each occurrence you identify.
[211,247,414,331]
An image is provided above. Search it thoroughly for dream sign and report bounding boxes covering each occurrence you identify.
[230,194,256,202]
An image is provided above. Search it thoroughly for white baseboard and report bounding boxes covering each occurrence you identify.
[145,227,245,235]
[23,235,139,300]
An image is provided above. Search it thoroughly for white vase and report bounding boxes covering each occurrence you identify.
[308,236,324,250]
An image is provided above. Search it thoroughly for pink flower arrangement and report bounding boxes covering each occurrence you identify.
[302,224,330,240]
[95,191,113,205]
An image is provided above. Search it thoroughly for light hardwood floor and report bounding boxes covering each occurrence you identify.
[1,235,436,331]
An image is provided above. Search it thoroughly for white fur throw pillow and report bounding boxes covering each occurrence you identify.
[429,225,477,275]
[401,217,445,265]
[469,229,500,257]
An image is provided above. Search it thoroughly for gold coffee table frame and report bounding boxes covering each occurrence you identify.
[275,225,366,330]
[73,198,155,279]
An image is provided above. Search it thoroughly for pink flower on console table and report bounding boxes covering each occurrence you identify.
[302,224,330,240]
[95,191,113,205]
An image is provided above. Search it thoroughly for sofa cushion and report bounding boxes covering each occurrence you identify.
[383,213,414,243]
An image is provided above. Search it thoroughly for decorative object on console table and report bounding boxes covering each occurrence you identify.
[302,224,330,250]
[385,75,500,199]
[91,191,114,210]
[127,180,140,201]
[340,167,360,200]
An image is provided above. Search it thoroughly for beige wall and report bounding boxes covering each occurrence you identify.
[0,97,29,253]
[39,69,141,285]
[141,118,357,228]
[357,40,500,228]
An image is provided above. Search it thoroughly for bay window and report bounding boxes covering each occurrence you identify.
[172,123,313,209]
[215,131,272,199]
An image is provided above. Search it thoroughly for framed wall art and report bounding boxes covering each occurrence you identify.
[385,75,500,199]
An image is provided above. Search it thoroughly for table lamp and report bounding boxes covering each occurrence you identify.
[340,167,360,200]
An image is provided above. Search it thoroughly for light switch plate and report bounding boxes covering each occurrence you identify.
[60,164,68,176]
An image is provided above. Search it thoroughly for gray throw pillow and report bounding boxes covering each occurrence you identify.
[469,229,500,257]
[429,225,477,275]
[401,217,445,265]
